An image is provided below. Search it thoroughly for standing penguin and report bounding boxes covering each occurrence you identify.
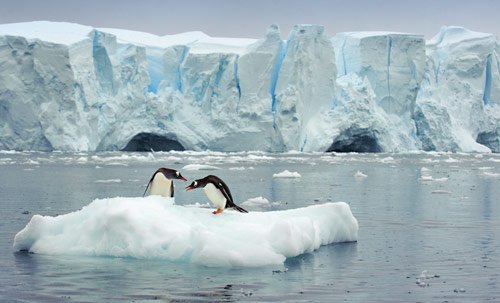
[143,168,187,197]
[185,175,248,214]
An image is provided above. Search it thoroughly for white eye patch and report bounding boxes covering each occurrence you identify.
[194,181,198,187]
[176,171,180,176]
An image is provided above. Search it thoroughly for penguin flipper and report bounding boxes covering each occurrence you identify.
[143,180,152,197]
[143,171,158,197]
[170,181,174,198]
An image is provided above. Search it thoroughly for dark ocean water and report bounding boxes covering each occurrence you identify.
[0,151,499,302]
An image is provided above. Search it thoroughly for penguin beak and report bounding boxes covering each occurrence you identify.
[185,185,193,191]
[180,176,187,181]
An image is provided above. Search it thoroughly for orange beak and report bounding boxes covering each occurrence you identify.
[185,185,194,191]
[180,176,187,181]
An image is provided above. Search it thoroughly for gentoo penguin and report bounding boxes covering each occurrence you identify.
[143,168,187,197]
[185,175,248,214]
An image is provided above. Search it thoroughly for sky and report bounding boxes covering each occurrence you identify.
[0,0,498,39]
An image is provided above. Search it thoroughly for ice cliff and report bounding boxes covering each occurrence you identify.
[0,21,499,152]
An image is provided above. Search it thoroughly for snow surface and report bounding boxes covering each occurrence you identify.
[0,21,93,45]
[0,21,499,153]
[98,28,209,48]
[13,196,359,267]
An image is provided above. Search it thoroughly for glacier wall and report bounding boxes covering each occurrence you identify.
[0,21,499,152]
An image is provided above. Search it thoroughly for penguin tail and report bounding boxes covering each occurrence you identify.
[233,205,248,213]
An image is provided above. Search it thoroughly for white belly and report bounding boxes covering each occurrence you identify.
[203,183,227,209]
[149,173,173,197]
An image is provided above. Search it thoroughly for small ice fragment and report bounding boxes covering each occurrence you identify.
[431,190,452,194]
[354,170,367,179]
[478,167,493,170]
[483,171,500,177]
[94,179,122,183]
[433,177,448,182]
[25,159,40,165]
[380,156,394,163]
[229,166,246,171]
[273,170,301,178]
[76,157,88,163]
[182,164,219,171]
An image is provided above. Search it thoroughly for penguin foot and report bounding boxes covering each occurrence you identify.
[212,208,223,215]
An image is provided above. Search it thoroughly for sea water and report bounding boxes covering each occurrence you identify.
[0,151,499,302]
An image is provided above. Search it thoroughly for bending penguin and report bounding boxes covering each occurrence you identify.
[185,175,248,214]
[143,168,187,197]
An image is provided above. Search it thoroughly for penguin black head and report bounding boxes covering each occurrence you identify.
[185,178,206,191]
[157,168,187,181]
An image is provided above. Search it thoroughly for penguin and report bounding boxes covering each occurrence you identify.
[143,168,187,197]
[185,175,248,214]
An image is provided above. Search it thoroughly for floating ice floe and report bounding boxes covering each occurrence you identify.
[181,164,220,171]
[416,270,440,287]
[419,175,434,181]
[419,175,448,182]
[24,159,40,165]
[379,156,395,164]
[229,166,246,171]
[13,196,358,267]
[76,157,88,163]
[433,177,449,182]
[477,166,493,170]
[94,179,122,183]
[483,171,500,177]
[240,197,282,211]
[431,190,452,194]
[420,167,431,173]
[354,170,367,179]
[272,170,301,178]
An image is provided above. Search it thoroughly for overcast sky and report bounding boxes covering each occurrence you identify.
[1,0,498,39]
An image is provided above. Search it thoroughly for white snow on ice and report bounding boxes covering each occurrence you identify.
[13,196,358,267]
[0,21,93,45]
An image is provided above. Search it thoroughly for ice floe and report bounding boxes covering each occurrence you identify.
[272,170,301,178]
[181,164,220,171]
[13,196,358,267]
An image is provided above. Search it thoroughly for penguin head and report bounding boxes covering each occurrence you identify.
[173,170,188,181]
[157,168,187,181]
[185,179,205,191]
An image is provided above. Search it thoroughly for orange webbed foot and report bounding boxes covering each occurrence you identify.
[212,208,223,215]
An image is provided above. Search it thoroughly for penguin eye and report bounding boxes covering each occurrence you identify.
[176,171,180,176]
[194,181,198,187]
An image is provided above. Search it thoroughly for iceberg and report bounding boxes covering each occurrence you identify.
[415,26,500,152]
[13,196,359,267]
[0,21,499,153]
